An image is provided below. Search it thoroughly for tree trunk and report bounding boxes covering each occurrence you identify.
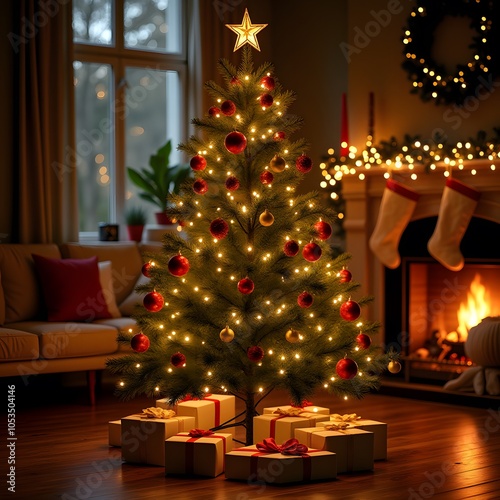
[244,391,256,445]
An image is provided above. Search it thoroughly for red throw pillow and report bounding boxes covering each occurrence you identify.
[32,254,112,322]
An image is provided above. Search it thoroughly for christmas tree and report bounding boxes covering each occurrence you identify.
[108,10,394,445]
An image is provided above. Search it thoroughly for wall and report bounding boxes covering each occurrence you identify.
[348,0,500,148]
[0,1,14,242]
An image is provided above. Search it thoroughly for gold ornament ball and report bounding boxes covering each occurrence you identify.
[285,329,300,343]
[388,360,401,373]
[219,326,235,343]
[259,209,274,226]
[269,155,286,173]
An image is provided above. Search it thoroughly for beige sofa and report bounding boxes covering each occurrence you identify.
[0,242,159,403]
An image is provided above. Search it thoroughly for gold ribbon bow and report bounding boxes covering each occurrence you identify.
[330,413,361,423]
[273,407,306,417]
[140,407,176,419]
[321,422,351,431]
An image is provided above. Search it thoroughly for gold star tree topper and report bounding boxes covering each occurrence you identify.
[226,8,268,52]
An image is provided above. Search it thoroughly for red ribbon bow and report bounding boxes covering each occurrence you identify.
[256,438,309,456]
[188,429,214,438]
[180,393,213,402]
[290,400,314,408]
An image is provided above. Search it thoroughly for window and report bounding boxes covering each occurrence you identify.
[72,0,187,235]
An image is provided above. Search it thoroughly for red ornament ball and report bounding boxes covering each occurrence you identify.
[338,268,352,283]
[225,131,247,154]
[230,76,240,85]
[190,155,207,171]
[302,242,322,262]
[260,93,274,108]
[260,171,274,185]
[356,333,372,349]
[131,332,150,353]
[336,357,358,380]
[314,220,332,240]
[168,254,190,277]
[221,100,236,116]
[297,291,314,308]
[170,352,186,368]
[247,346,264,363]
[141,262,153,277]
[283,240,299,257]
[340,299,361,321]
[273,131,286,141]
[209,218,229,239]
[225,176,240,191]
[260,76,275,90]
[208,106,220,117]
[237,277,254,294]
[143,291,164,312]
[296,154,313,173]
[193,178,208,195]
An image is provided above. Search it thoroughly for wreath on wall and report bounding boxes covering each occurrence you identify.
[402,0,500,106]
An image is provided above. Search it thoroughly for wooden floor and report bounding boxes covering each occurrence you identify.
[2,374,500,500]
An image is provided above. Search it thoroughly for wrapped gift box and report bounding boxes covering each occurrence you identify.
[108,420,121,447]
[174,394,236,437]
[320,414,388,460]
[165,431,233,477]
[263,404,330,416]
[295,426,373,473]
[253,412,329,444]
[121,412,195,466]
[225,444,337,484]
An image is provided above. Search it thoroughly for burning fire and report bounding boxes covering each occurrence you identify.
[455,274,492,342]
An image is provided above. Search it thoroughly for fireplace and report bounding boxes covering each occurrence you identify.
[341,162,500,394]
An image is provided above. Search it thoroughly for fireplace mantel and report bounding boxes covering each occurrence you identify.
[342,161,500,343]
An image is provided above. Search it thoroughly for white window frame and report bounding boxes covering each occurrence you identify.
[73,0,188,240]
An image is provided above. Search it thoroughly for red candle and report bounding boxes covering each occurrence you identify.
[340,92,349,157]
[368,92,374,139]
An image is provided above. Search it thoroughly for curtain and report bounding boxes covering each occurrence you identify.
[198,0,246,113]
[16,0,78,244]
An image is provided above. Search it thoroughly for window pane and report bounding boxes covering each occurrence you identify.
[125,67,182,223]
[124,0,182,53]
[74,61,114,232]
[73,0,113,46]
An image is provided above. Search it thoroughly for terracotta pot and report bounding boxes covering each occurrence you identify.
[127,225,144,242]
[155,212,174,225]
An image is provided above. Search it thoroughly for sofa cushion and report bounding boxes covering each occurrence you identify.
[6,321,120,358]
[98,261,122,318]
[33,254,112,322]
[94,316,139,334]
[118,273,150,316]
[0,328,39,362]
[0,244,61,325]
[61,243,143,305]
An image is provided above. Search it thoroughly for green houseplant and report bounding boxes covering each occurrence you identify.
[127,140,191,225]
[125,206,148,242]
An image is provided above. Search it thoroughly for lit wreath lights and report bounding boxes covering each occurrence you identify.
[402,0,498,106]
[319,129,499,193]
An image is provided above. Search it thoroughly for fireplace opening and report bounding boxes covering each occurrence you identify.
[383,216,500,386]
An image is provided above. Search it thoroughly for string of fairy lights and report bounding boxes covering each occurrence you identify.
[320,136,499,197]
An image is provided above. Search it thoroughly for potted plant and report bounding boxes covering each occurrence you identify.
[125,206,148,242]
[127,140,191,225]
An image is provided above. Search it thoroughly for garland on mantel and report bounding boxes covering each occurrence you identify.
[319,128,500,193]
